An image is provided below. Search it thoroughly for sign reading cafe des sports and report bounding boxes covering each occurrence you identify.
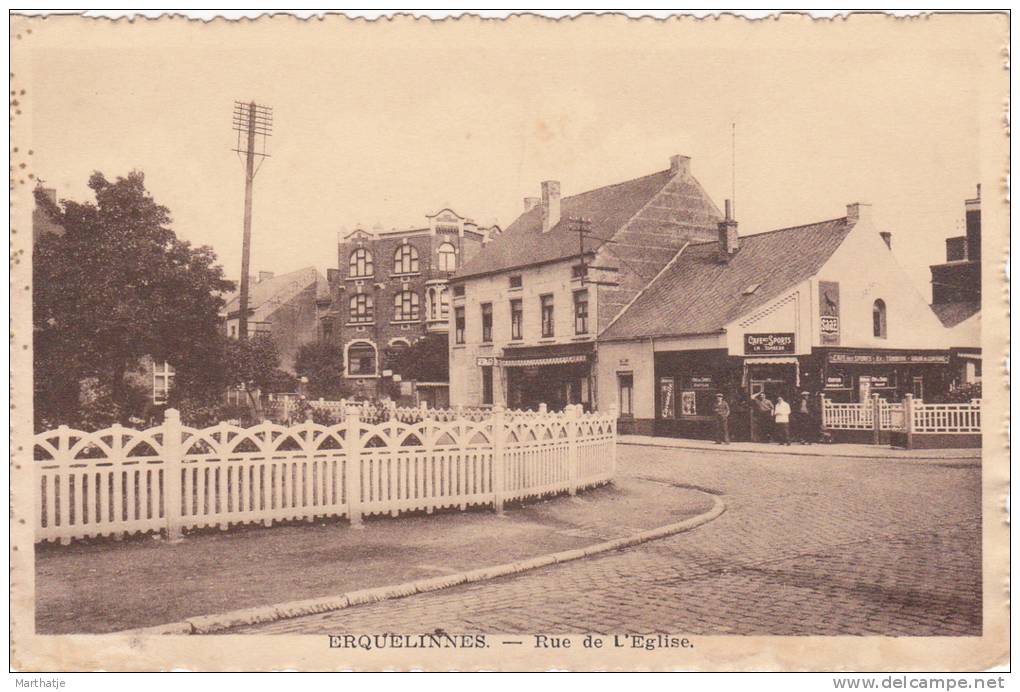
[743,333,796,355]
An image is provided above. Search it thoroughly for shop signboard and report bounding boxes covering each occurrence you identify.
[825,373,849,389]
[681,390,697,416]
[860,374,896,388]
[659,377,675,419]
[689,376,714,390]
[819,281,841,345]
[744,333,795,355]
[476,356,497,367]
[828,352,949,365]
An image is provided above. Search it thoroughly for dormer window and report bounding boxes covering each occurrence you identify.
[437,242,457,271]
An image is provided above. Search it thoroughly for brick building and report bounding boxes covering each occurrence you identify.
[221,266,330,373]
[929,185,982,387]
[321,209,498,402]
[448,154,722,411]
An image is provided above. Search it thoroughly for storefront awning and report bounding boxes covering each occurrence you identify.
[743,356,800,366]
[501,354,589,368]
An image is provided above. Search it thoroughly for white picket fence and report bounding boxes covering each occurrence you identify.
[32,405,617,545]
[822,395,980,435]
[911,401,981,434]
[265,395,492,424]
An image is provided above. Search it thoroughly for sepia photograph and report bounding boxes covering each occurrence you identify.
[8,10,1010,675]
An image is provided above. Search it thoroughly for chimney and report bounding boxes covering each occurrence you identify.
[718,199,739,260]
[669,154,691,177]
[258,270,275,282]
[846,202,872,224]
[524,196,540,212]
[879,231,892,249]
[540,180,561,233]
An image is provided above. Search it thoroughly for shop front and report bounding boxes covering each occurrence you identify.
[498,342,595,412]
[816,348,952,403]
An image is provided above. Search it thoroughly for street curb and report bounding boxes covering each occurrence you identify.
[619,438,981,464]
[121,493,726,636]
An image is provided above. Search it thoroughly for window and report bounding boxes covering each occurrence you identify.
[454,307,465,344]
[872,299,887,338]
[618,373,634,417]
[440,287,449,319]
[349,247,374,278]
[153,361,175,405]
[386,340,409,370]
[481,303,493,342]
[453,284,465,298]
[509,275,522,289]
[571,264,587,280]
[510,299,523,340]
[481,366,494,405]
[540,294,555,338]
[229,323,238,338]
[393,243,420,274]
[573,290,589,334]
[321,317,334,341]
[437,242,457,272]
[347,342,376,376]
[349,293,374,323]
[393,290,420,321]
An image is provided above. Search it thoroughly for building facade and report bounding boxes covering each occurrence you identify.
[929,185,982,388]
[449,154,722,411]
[221,266,329,373]
[598,202,954,439]
[321,209,497,401]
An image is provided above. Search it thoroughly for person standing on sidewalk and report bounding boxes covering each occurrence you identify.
[795,391,813,443]
[713,393,731,444]
[753,392,774,442]
[773,395,792,445]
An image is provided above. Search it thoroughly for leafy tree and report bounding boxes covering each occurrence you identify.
[295,341,348,399]
[33,172,234,428]
[390,333,449,382]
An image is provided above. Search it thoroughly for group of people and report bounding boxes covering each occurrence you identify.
[711,390,821,445]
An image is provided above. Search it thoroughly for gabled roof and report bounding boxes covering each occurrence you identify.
[453,168,709,280]
[931,301,980,328]
[600,217,853,340]
[221,266,324,322]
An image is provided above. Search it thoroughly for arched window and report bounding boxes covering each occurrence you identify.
[425,286,449,321]
[349,293,374,323]
[393,243,420,274]
[872,299,887,338]
[347,342,377,376]
[437,242,457,272]
[393,290,420,322]
[349,248,373,278]
[386,339,410,370]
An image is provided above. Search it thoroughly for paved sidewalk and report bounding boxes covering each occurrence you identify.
[36,476,715,634]
[620,434,981,461]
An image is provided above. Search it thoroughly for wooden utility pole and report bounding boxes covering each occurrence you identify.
[232,100,273,339]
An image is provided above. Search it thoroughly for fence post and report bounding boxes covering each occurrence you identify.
[608,404,618,478]
[871,393,881,445]
[162,408,184,542]
[345,405,364,528]
[282,395,292,424]
[903,394,915,449]
[492,406,506,515]
[817,393,827,435]
[539,403,548,414]
[566,404,580,495]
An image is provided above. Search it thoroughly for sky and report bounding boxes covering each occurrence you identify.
[20,14,1003,297]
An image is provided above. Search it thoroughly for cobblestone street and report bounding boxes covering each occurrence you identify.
[240,445,982,636]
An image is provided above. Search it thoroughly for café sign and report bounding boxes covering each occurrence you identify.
[744,333,796,355]
[689,376,714,390]
[828,352,949,365]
